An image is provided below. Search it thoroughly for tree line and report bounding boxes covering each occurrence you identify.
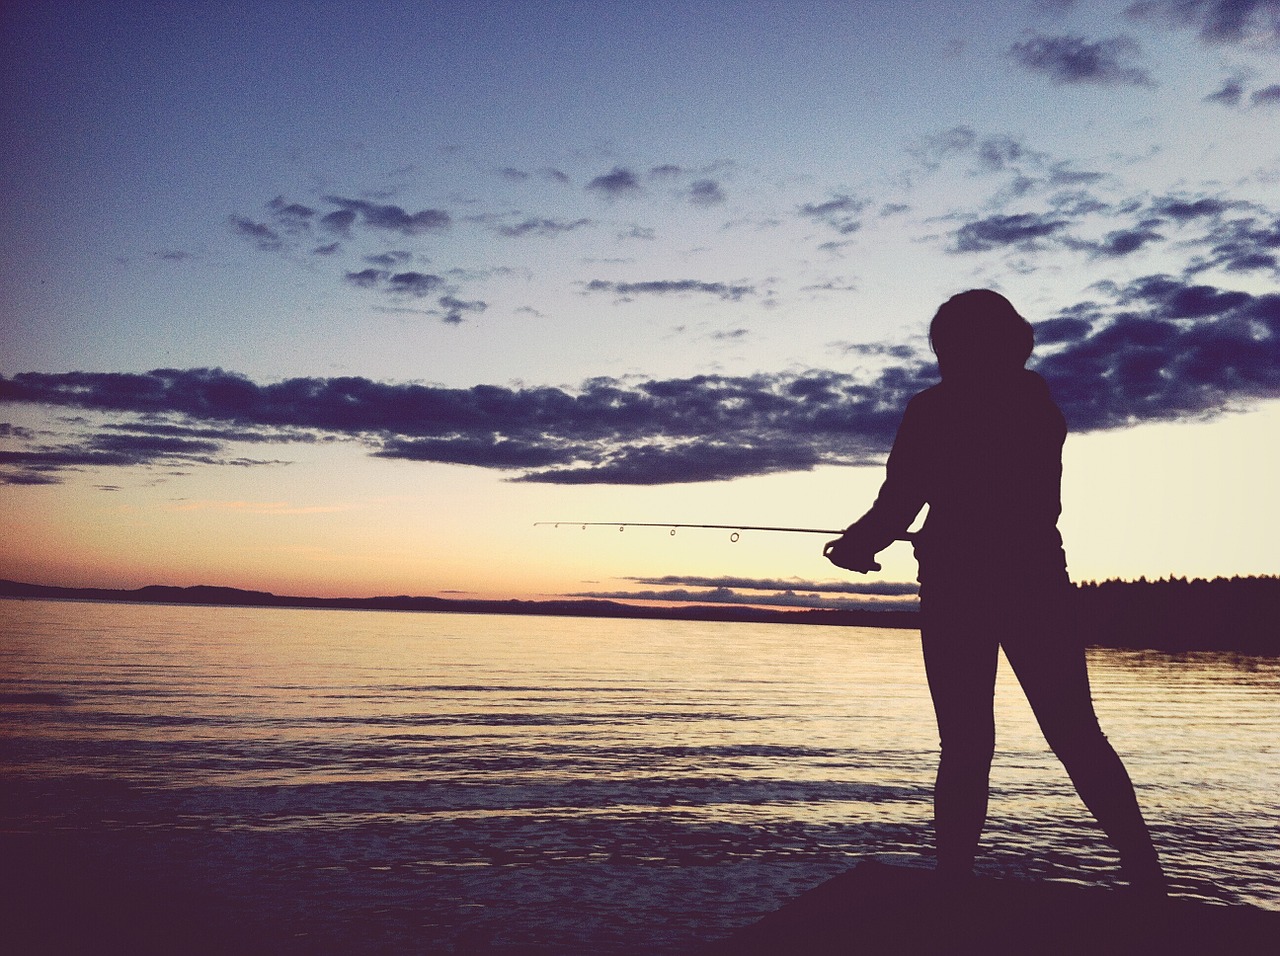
[1073,575,1278,654]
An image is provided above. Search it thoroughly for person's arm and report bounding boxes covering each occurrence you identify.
[825,396,929,572]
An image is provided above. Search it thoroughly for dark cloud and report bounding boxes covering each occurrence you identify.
[0,366,925,485]
[539,167,571,185]
[838,342,920,360]
[229,216,282,251]
[498,217,592,238]
[387,271,445,296]
[1152,196,1234,220]
[586,167,641,196]
[1126,0,1280,45]
[1034,316,1095,344]
[689,179,725,207]
[975,134,1030,172]
[1080,225,1166,257]
[437,296,488,324]
[951,212,1070,252]
[584,279,755,301]
[320,209,357,236]
[1205,77,1245,105]
[566,585,914,612]
[627,574,919,596]
[344,267,387,288]
[0,423,286,486]
[323,197,451,235]
[1251,83,1280,105]
[1036,276,1280,430]
[1194,215,1280,272]
[365,250,413,267]
[268,197,316,223]
[345,269,445,297]
[5,277,1277,485]
[798,194,868,234]
[498,167,530,181]
[1009,34,1155,86]
[648,164,683,178]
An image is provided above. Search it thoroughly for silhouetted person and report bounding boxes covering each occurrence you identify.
[825,289,1166,893]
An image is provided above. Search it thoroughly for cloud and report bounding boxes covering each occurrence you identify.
[0,423,289,486]
[343,269,446,297]
[1152,195,1235,220]
[951,212,1070,252]
[345,267,386,288]
[903,127,1101,200]
[365,250,414,267]
[1075,224,1166,257]
[648,164,683,179]
[267,197,316,224]
[0,367,926,485]
[1009,34,1155,86]
[1,423,35,439]
[627,574,919,596]
[1034,316,1095,344]
[4,275,1278,485]
[323,196,451,235]
[586,166,642,196]
[388,271,446,296]
[437,296,488,324]
[1036,276,1280,430]
[1192,214,1280,272]
[320,209,357,236]
[583,279,756,301]
[689,179,726,207]
[566,585,914,611]
[566,574,920,609]
[498,217,592,238]
[1205,77,1246,105]
[1125,0,1280,46]
[798,194,869,234]
[1251,83,1280,104]
[228,216,282,251]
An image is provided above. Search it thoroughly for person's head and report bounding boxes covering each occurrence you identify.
[929,289,1034,379]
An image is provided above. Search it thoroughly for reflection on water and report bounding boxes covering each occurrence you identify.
[1,599,1276,952]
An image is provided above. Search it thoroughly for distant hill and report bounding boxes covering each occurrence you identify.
[0,579,919,631]
[1,576,1275,655]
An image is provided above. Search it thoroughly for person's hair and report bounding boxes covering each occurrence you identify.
[928,289,1034,374]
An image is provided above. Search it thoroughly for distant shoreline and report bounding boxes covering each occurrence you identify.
[1,576,1276,656]
[0,578,920,631]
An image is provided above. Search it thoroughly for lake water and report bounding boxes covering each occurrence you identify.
[1,598,1276,953]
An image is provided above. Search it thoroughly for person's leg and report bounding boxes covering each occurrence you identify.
[921,602,1001,878]
[1001,595,1165,892]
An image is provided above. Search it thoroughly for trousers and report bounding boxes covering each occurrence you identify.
[919,585,1162,882]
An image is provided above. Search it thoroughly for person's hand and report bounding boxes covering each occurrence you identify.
[823,536,881,573]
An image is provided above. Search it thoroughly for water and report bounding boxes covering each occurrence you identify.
[1,599,1276,953]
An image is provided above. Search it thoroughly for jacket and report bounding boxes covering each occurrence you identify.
[845,368,1069,594]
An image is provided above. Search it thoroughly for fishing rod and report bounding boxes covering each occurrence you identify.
[534,521,915,543]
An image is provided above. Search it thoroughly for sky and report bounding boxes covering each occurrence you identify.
[2,0,1278,610]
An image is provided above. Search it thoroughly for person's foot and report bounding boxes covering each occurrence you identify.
[1121,856,1168,899]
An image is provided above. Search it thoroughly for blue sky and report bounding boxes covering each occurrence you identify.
[2,0,1278,603]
